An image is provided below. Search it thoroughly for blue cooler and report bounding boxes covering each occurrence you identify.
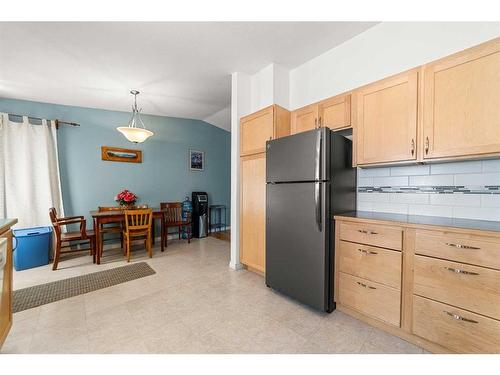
[13,226,52,271]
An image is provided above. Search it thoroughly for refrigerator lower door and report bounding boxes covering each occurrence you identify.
[266,181,331,312]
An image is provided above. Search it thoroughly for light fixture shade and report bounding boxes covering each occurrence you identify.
[117,90,154,143]
[117,126,154,143]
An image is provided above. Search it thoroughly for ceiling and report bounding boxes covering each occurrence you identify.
[0,22,377,131]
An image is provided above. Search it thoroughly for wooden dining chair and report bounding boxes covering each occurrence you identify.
[160,202,191,250]
[97,206,124,257]
[123,208,153,262]
[49,207,96,270]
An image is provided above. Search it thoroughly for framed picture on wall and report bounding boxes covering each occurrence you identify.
[189,149,204,171]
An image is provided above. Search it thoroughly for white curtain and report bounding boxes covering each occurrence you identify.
[0,113,65,228]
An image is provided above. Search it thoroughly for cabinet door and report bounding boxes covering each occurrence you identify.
[319,93,351,130]
[240,153,266,273]
[291,104,319,134]
[0,230,13,349]
[240,106,274,156]
[356,70,418,165]
[423,38,500,159]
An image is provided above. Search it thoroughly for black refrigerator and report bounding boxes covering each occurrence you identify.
[265,128,356,312]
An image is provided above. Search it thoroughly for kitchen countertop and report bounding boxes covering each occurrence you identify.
[0,219,18,234]
[334,211,500,233]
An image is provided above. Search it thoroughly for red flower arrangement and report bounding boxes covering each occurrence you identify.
[115,189,137,207]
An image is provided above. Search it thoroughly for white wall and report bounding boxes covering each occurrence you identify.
[230,71,251,270]
[290,22,500,109]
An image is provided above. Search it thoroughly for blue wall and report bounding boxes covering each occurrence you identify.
[0,98,231,228]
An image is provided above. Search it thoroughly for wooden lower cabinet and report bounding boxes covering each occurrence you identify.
[239,153,266,273]
[1,224,16,350]
[335,215,500,353]
[413,295,500,353]
[338,272,401,327]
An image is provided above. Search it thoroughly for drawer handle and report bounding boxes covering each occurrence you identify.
[443,310,478,324]
[358,229,378,235]
[358,248,378,255]
[356,281,376,290]
[445,242,480,250]
[444,267,479,276]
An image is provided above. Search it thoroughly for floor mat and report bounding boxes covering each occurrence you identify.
[13,262,155,313]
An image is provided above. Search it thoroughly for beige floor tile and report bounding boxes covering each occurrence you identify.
[360,328,423,354]
[7,237,425,354]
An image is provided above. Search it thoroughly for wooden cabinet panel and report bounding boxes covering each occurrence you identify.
[291,104,319,134]
[415,229,500,270]
[240,106,274,156]
[0,230,13,349]
[240,153,266,273]
[356,70,418,165]
[339,221,403,250]
[414,255,500,320]
[318,93,351,130]
[423,38,500,160]
[339,272,401,327]
[413,295,500,353]
[338,240,401,289]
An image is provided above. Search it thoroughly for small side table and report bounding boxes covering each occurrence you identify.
[209,205,227,233]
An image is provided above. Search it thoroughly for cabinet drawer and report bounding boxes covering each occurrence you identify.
[413,295,500,353]
[338,272,401,327]
[415,229,500,270]
[414,255,500,320]
[339,222,402,250]
[338,240,401,289]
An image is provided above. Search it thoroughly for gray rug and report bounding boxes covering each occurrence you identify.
[13,262,156,313]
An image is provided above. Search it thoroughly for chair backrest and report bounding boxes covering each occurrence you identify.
[49,207,58,223]
[124,208,152,232]
[98,206,122,212]
[161,202,183,223]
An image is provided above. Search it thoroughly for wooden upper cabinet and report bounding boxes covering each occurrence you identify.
[240,105,290,156]
[291,103,319,134]
[423,38,500,160]
[240,153,266,273]
[355,69,419,166]
[318,93,351,130]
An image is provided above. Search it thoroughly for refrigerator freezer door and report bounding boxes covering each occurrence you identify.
[266,128,330,183]
[266,181,331,311]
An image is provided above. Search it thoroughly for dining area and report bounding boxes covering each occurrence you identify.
[49,199,193,270]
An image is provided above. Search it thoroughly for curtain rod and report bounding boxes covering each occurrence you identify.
[6,113,80,128]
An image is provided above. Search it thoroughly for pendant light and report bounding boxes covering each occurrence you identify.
[117,90,154,143]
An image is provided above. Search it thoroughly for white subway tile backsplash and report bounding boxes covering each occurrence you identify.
[481,194,500,208]
[356,159,500,221]
[453,206,500,221]
[371,202,408,215]
[482,159,500,172]
[358,167,391,177]
[409,174,454,186]
[358,177,373,187]
[454,173,500,186]
[430,161,482,175]
[429,194,481,207]
[357,201,373,211]
[389,193,429,204]
[358,192,390,203]
[372,176,408,187]
[408,204,453,218]
[390,165,430,176]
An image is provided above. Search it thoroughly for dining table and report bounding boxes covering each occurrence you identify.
[90,208,166,264]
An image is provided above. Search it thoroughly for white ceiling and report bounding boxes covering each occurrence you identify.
[0,22,377,131]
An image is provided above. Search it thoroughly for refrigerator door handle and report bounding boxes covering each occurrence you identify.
[315,181,322,231]
[314,129,322,181]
